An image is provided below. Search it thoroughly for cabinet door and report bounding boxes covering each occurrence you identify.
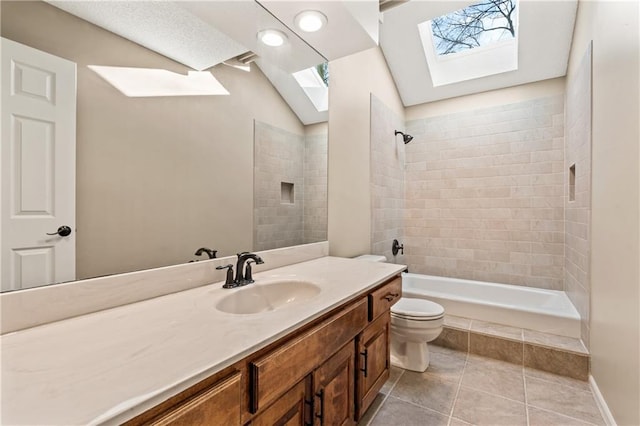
[251,376,312,426]
[313,342,356,426]
[150,372,241,426]
[249,299,367,413]
[356,312,390,420]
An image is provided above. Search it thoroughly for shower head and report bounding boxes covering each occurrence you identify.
[395,130,413,144]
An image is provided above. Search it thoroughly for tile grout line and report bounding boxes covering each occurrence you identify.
[458,379,538,406]
[364,368,405,425]
[522,331,531,426]
[526,404,602,426]
[388,392,454,418]
[446,348,469,426]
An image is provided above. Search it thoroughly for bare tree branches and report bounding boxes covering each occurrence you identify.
[431,0,517,55]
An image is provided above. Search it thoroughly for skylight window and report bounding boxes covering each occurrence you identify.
[88,66,229,97]
[292,63,328,112]
[418,0,519,87]
[431,0,517,56]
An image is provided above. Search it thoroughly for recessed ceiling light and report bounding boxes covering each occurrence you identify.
[294,10,327,33]
[257,29,288,47]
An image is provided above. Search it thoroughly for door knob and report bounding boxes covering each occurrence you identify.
[46,226,72,237]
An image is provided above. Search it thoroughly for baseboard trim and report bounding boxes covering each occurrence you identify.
[589,375,617,426]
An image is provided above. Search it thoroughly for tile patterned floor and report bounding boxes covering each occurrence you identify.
[359,346,605,426]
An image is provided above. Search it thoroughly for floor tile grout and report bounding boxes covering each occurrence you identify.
[446,348,469,425]
[458,382,529,406]
[526,404,602,426]
[524,370,591,391]
[523,359,530,426]
[387,393,453,418]
[363,367,405,425]
[367,348,604,426]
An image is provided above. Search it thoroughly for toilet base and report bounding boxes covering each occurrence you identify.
[390,340,431,372]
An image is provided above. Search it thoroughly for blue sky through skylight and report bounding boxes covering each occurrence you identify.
[431,0,518,56]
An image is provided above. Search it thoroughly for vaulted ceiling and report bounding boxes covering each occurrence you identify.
[46,1,578,124]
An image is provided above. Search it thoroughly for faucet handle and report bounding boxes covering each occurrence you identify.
[392,239,404,256]
[216,264,236,288]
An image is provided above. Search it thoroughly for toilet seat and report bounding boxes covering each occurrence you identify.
[391,298,444,320]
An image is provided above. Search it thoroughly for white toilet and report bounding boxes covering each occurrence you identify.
[354,254,445,372]
[389,297,444,372]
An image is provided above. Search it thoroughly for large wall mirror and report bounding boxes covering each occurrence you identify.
[0,1,329,292]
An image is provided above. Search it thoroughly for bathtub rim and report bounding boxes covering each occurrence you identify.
[401,272,581,322]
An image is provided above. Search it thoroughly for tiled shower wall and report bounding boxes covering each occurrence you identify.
[254,121,304,251]
[254,121,327,251]
[371,95,405,263]
[404,95,565,290]
[303,131,328,244]
[565,45,592,348]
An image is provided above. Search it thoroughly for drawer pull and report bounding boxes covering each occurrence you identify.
[383,292,399,302]
[360,349,368,377]
[315,389,324,424]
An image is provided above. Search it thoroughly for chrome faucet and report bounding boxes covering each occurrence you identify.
[235,252,264,285]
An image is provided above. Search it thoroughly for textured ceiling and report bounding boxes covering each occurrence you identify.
[48,1,248,71]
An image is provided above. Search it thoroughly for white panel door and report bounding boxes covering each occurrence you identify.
[1,38,76,291]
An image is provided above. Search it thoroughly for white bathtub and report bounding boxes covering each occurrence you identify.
[401,273,581,338]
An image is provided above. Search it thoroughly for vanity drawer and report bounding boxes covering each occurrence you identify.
[368,276,402,321]
[249,298,367,413]
[149,372,241,426]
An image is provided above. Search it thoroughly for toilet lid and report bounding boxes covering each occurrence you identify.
[391,298,444,320]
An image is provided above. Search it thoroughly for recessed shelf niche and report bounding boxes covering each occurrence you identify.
[281,182,294,204]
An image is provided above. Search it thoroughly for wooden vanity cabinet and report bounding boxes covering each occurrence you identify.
[312,342,356,425]
[125,370,243,426]
[249,376,312,426]
[355,276,401,420]
[356,312,391,419]
[368,277,402,321]
[150,372,241,426]
[247,299,367,415]
[249,341,356,426]
[126,274,402,426]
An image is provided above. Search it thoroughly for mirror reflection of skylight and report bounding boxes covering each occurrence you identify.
[419,0,519,87]
[88,66,229,97]
[292,63,328,112]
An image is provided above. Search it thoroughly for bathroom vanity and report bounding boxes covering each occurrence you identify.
[126,275,402,425]
[0,255,404,425]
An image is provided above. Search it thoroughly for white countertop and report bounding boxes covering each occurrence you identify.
[1,256,405,425]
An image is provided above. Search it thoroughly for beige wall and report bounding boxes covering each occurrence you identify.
[568,1,640,424]
[406,78,566,121]
[1,1,305,279]
[370,94,406,264]
[328,47,404,257]
[565,43,592,348]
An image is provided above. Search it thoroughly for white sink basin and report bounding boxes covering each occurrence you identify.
[215,280,321,314]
